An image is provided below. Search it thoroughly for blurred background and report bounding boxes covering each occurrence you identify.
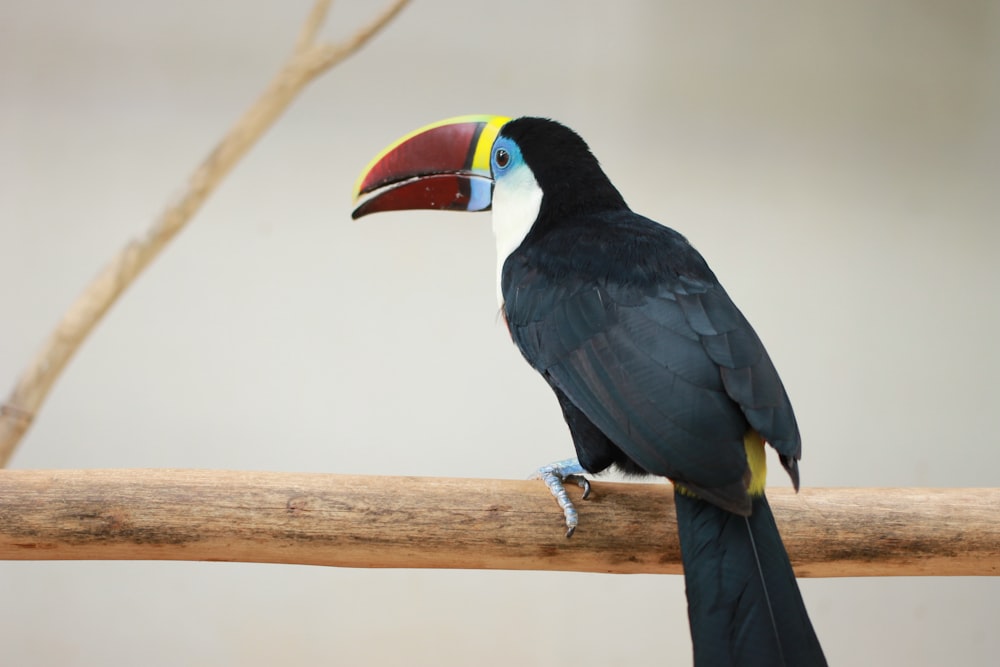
[1,0,998,664]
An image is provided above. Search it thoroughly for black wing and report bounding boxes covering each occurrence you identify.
[503,212,800,513]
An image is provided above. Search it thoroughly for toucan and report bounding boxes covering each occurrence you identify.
[352,115,826,666]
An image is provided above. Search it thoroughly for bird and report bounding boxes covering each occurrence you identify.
[352,115,827,666]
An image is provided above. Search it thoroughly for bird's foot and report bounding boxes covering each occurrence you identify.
[531,458,591,538]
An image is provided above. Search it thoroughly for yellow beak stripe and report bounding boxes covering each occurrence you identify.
[470,115,511,173]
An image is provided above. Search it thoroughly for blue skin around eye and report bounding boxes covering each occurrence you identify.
[490,137,524,178]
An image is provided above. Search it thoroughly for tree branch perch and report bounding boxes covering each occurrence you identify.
[1,470,996,577]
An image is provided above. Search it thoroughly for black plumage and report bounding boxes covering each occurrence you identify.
[498,118,825,666]
[677,493,825,665]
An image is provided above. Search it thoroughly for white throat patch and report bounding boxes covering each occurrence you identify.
[491,164,543,306]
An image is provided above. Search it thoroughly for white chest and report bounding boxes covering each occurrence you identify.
[491,167,543,306]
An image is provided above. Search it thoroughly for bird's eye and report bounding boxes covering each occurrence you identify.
[494,148,510,169]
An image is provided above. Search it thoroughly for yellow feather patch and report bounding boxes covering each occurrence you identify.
[672,431,768,501]
[674,483,697,498]
[744,430,768,496]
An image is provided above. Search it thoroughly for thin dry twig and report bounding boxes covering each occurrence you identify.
[0,0,411,467]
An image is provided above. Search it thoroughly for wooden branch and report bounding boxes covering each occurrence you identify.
[1,470,996,577]
[0,0,411,468]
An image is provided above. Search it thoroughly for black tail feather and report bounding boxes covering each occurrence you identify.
[674,492,826,667]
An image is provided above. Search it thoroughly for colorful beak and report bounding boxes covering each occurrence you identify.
[352,115,510,219]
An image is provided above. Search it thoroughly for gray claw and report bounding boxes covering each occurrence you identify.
[531,458,590,538]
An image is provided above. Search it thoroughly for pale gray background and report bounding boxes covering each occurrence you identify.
[2,1,998,665]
